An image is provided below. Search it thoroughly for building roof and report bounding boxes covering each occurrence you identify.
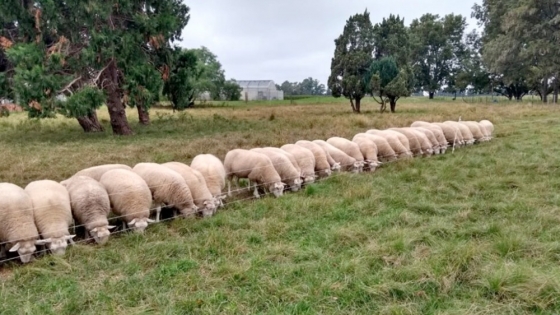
[236,80,276,89]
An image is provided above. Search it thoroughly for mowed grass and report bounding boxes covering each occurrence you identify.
[1,97,560,314]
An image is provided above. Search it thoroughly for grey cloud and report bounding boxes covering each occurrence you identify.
[180,0,481,85]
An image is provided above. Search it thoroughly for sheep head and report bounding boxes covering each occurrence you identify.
[90,225,115,245]
[36,235,75,255]
[9,240,38,263]
[269,182,285,197]
[201,200,216,218]
[128,218,154,234]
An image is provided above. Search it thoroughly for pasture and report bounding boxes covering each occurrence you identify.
[1,98,560,314]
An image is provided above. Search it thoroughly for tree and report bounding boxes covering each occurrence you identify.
[328,9,374,113]
[409,13,467,99]
[163,48,200,111]
[0,1,190,134]
[473,0,560,103]
[222,79,242,101]
[370,14,414,112]
[190,46,226,101]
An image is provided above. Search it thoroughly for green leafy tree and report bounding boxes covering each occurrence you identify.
[409,13,467,99]
[473,0,560,103]
[370,14,414,112]
[328,9,374,113]
[299,77,325,95]
[0,0,190,134]
[222,79,242,101]
[366,57,412,112]
[190,46,226,101]
[163,48,200,110]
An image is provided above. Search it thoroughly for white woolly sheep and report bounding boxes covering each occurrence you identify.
[326,137,367,171]
[0,183,42,263]
[280,144,317,184]
[132,163,198,221]
[388,128,425,156]
[312,140,361,173]
[262,147,303,178]
[223,149,285,198]
[404,128,434,156]
[61,176,115,245]
[99,169,154,233]
[25,180,75,255]
[251,148,303,192]
[432,122,464,147]
[190,154,227,207]
[294,140,333,178]
[459,121,486,143]
[353,133,397,162]
[479,119,494,139]
[350,136,380,171]
[365,129,412,159]
[412,127,440,154]
[445,121,474,145]
[73,164,132,181]
[410,122,449,153]
[162,162,217,217]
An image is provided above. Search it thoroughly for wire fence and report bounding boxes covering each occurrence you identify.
[0,117,553,265]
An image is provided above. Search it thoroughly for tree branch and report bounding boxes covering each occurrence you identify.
[58,76,82,95]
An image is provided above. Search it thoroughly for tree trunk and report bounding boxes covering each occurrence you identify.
[542,80,549,103]
[76,111,104,133]
[554,77,559,104]
[103,59,133,135]
[354,97,361,113]
[137,105,150,125]
[349,98,356,112]
[429,92,434,99]
[390,98,397,113]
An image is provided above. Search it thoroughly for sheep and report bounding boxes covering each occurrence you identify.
[353,133,397,162]
[24,180,75,255]
[73,164,132,181]
[404,128,434,156]
[99,169,154,233]
[297,140,341,172]
[162,162,216,217]
[412,127,440,154]
[326,137,368,171]
[365,129,412,159]
[61,176,115,245]
[312,140,361,173]
[250,147,303,192]
[0,183,42,263]
[132,163,198,222]
[388,128,425,156]
[280,144,318,184]
[262,147,303,178]
[479,119,494,139]
[190,154,227,207]
[223,149,285,198]
[410,122,449,153]
[350,135,381,171]
[459,121,486,143]
[445,121,475,145]
[432,122,464,147]
[294,140,333,178]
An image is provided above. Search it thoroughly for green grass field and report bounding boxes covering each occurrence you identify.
[1,97,560,314]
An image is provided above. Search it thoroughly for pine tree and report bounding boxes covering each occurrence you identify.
[328,10,374,113]
[0,1,190,134]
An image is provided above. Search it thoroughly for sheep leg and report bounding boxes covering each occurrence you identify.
[227,179,232,197]
[253,185,260,198]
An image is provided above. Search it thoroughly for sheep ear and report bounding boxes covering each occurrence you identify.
[9,243,20,252]
[107,225,117,230]
[35,238,52,245]
[91,227,98,233]
[65,235,76,240]
[147,218,155,223]
[128,219,137,225]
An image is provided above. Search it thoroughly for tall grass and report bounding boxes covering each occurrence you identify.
[1,97,560,314]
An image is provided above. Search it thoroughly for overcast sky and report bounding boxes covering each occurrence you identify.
[179,1,481,86]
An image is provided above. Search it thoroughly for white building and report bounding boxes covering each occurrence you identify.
[236,80,284,101]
